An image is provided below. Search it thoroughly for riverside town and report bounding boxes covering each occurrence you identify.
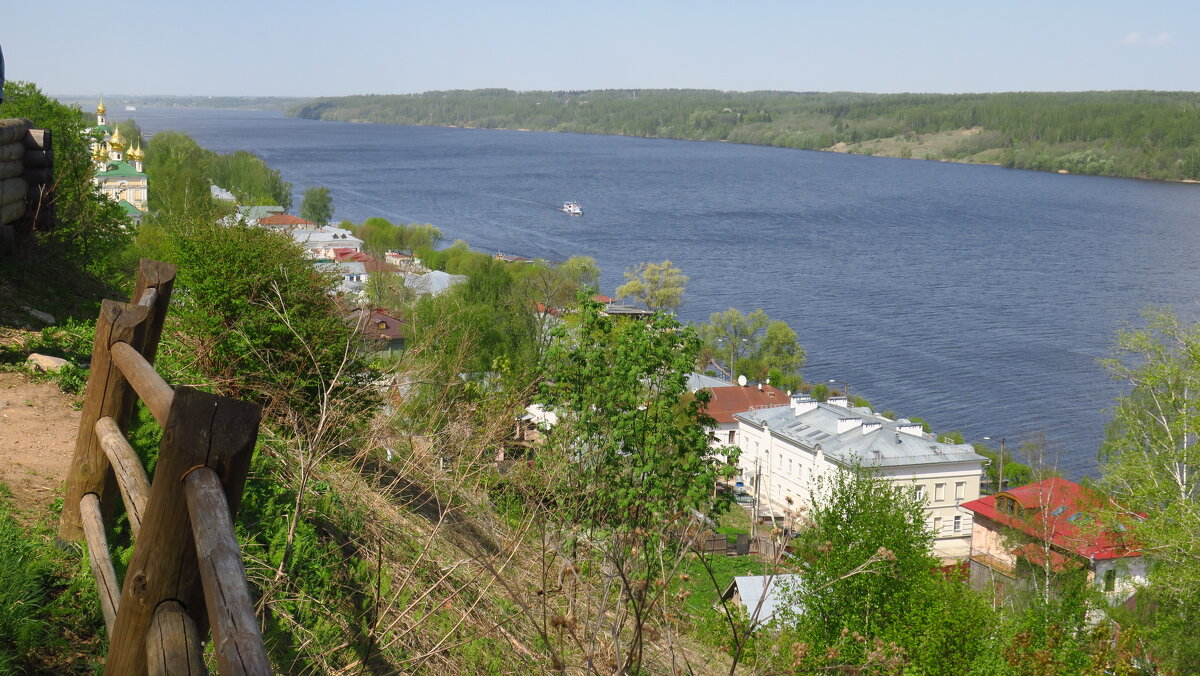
[2,9,1200,673]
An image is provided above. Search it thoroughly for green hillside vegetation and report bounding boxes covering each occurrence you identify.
[291,89,1200,181]
[6,79,1200,673]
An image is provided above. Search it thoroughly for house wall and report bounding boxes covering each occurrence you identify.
[1093,555,1147,604]
[736,418,982,561]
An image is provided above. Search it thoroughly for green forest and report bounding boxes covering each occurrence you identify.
[290,89,1200,181]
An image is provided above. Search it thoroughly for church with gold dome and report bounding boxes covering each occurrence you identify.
[90,99,148,220]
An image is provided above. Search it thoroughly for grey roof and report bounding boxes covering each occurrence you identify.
[404,270,466,296]
[735,400,986,469]
[238,205,284,221]
[210,185,236,202]
[292,227,364,248]
[687,372,732,392]
[725,574,804,625]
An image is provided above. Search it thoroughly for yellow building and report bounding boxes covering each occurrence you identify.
[91,99,148,219]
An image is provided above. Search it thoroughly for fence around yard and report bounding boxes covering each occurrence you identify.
[57,259,271,675]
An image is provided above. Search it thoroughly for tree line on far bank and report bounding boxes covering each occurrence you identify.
[290,88,1200,182]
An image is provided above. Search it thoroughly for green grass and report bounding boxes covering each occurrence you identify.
[0,484,105,674]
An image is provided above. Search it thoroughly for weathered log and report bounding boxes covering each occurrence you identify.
[95,416,151,539]
[22,127,50,151]
[185,468,271,675]
[130,259,177,368]
[1,177,27,206]
[0,119,30,146]
[0,160,22,180]
[0,142,22,162]
[21,167,52,185]
[21,149,50,169]
[81,493,121,635]
[110,342,174,427]
[59,301,150,542]
[145,600,207,676]
[105,387,262,675]
[0,200,24,227]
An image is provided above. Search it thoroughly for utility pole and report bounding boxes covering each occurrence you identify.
[999,437,1006,493]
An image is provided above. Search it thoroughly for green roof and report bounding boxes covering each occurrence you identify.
[117,200,141,216]
[93,124,112,134]
[96,161,146,178]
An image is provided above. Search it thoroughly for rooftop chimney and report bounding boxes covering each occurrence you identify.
[897,423,925,437]
[828,396,849,408]
[791,396,818,415]
[861,422,882,435]
[837,418,863,434]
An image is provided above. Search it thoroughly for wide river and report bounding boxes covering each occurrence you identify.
[134,107,1200,479]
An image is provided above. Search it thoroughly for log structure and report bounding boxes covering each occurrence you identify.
[59,260,271,675]
[0,118,55,254]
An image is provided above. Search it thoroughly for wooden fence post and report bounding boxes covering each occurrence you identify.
[105,386,262,675]
[130,258,176,366]
[59,300,149,542]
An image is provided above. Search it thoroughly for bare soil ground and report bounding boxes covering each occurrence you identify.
[0,371,79,519]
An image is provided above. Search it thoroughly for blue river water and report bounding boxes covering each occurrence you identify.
[132,106,1200,479]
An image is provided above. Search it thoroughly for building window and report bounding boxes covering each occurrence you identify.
[955,481,966,500]
[933,517,942,535]
[1104,568,1116,592]
[935,483,946,502]
[788,458,792,475]
[914,484,926,501]
[953,515,962,533]
[727,430,735,444]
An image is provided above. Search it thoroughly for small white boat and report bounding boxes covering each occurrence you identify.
[125,105,137,111]
[561,201,583,215]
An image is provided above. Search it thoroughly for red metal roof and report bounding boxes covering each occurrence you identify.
[702,384,789,423]
[961,478,1140,561]
[334,249,373,263]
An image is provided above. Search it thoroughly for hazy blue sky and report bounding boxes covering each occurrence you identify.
[6,1,1198,96]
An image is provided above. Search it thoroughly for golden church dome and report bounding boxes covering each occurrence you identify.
[97,99,107,115]
[129,143,144,161]
[109,127,126,152]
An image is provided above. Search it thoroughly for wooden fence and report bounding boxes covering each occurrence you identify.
[57,259,271,675]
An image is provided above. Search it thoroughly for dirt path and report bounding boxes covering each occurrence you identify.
[0,371,80,518]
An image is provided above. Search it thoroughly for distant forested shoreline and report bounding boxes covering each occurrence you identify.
[289,89,1200,182]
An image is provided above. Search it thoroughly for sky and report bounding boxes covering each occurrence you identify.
[5,1,1198,97]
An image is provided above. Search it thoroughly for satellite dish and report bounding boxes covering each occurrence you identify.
[737,374,748,387]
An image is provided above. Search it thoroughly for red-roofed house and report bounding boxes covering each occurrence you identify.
[348,308,406,356]
[961,478,1145,604]
[702,382,789,450]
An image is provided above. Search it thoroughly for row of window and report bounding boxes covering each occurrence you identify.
[914,481,967,503]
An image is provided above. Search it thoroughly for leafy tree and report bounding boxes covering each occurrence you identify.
[145,130,216,217]
[300,186,334,225]
[699,307,806,385]
[779,466,936,658]
[209,150,293,210]
[615,260,687,312]
[537,296,733,532]
[556,254,599,290]
[1099,307,1200,672]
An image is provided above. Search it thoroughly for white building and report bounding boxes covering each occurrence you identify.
[291,226,364,258]
[734,395,987,561]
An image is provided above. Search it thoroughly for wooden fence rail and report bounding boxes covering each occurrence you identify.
[58,259,271,675]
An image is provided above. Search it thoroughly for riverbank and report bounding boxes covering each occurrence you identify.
[289,89,1200,184]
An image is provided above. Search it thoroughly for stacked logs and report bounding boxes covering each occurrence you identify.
[0,117,55,253]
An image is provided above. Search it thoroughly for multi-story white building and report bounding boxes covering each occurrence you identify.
[734,395,987,561]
